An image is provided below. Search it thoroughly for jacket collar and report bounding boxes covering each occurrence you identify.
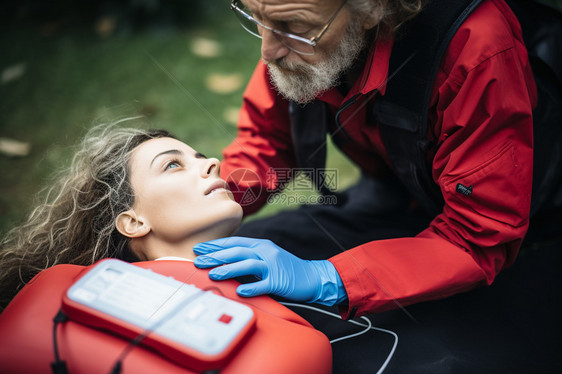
[318,36,394,106]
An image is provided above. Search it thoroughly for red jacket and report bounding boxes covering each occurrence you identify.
[221,0,537,318]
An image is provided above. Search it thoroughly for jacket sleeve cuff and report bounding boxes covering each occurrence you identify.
[328,256,365,320]
[309,260,348,306]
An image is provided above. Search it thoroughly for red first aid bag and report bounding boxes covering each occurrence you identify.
[0,260,332,374]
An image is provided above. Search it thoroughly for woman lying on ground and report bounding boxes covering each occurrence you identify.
[0,121,243,311]
[0,121,335,374]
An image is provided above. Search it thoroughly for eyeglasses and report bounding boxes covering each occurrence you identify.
[230,0,348,56]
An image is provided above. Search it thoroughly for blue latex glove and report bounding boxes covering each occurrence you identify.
[193,237,347,306]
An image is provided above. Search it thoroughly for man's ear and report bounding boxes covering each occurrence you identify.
[115,210,151,238]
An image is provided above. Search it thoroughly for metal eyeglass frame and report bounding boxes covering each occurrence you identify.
[230,0,348,56]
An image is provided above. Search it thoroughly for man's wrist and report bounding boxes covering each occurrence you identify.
[309,260,348,306]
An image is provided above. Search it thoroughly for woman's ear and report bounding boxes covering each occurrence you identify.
[115,210,151,238]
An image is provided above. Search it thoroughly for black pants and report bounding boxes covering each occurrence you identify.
[236,175,562,374]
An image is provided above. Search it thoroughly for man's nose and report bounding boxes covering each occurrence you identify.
[261,29,290,63]
[201,158,220,177]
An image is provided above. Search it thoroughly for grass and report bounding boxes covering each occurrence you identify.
[0,5,359,235]
[6,0,559,236]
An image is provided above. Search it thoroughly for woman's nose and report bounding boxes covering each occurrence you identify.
[201,157,221,177]
[261,29,290,63]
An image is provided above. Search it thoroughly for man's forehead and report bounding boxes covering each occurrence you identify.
[243,0,337,14]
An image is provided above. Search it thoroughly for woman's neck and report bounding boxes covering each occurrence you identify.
[134,231,227,261]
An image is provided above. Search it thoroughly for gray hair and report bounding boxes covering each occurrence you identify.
[347,0,424,38]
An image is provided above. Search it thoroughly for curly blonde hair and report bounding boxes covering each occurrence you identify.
[0,121,174,311]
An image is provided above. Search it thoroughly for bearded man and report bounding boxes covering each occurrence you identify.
[195,0,562,372]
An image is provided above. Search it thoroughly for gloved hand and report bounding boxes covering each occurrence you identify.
[193,236,347,306]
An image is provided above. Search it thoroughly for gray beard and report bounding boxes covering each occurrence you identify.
[265,22,367,104]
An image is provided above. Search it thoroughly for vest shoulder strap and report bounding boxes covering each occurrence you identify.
[374,0,485,215]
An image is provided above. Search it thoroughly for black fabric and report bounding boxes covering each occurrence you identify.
[507,0,562,85]
[289,100,333,195]
[374,0,485,216]
[372,0,562,217]
[236,175,562,373]
[506,0,562,215]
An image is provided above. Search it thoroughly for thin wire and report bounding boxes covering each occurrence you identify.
[280,302,398,374]
[330,315,372,344]
[146,266,199,321]
[51,310,69,373]
[52,317,62,362]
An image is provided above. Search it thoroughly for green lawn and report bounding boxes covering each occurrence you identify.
[0,4,359,235]
[4,0,560,236]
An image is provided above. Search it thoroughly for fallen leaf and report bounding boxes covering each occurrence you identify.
[223,107,240,125]
[0,138,31,157]
[205,73,243,94]
[191,37,222,58]
[95,16,117,38]
[1,63,26,85]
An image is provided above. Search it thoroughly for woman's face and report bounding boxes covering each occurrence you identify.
[127,137,243,247]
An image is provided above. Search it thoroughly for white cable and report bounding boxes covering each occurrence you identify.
[280,302,398,374]
[329,315,372,344]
